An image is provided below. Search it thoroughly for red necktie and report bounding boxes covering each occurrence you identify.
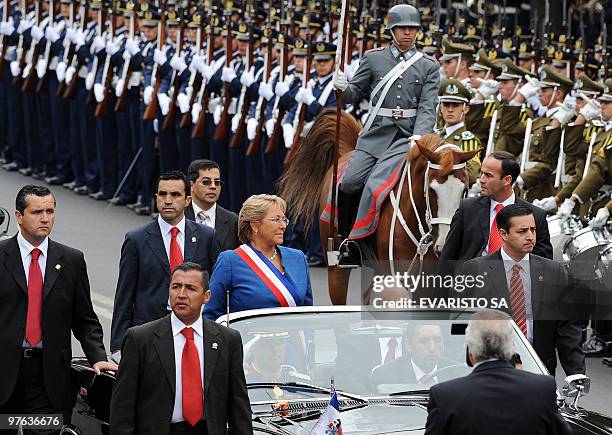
[181,327,203,426]
[384,337,398,364]
[26,248,43,347]
[169,227,183,271]
[510,264,528,337]
[488,203,505,254]
[419,374,434,385]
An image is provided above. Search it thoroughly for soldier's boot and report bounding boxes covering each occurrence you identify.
[337,190,362,268]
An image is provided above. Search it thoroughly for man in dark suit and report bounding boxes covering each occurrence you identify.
[0,185,117,427]
[439,151,552,278]
[110,262,252,435]
[459,204,585,376]
[185,159,240,253]
[425,309,571,435]
[110,171,217,359]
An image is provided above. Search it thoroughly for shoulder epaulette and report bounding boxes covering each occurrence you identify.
[423,53,439,64]
[591,119,605,127]
[364,46,386,55]
[461,131,475,140]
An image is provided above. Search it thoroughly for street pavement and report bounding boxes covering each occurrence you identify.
[1,169,610,415]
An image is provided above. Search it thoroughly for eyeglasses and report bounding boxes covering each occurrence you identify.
[267,217,289,226]
[200,178,224,187]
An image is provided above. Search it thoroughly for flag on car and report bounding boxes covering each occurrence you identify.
[310,381,342,434]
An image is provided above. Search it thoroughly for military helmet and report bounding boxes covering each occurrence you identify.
[384,4,421,30]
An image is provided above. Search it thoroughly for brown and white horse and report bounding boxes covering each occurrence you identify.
[278,109,480,304]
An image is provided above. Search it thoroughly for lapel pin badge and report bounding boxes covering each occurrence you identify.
[212,342,218,350]
[55,264,61,270]
[192,237,197,243]
[538,275,544,282]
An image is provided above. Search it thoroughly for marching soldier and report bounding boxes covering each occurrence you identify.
[438,36,474,83]
[332,4,439,266]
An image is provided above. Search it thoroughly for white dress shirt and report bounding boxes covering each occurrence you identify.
[411,359,438,384]
[483,193,515,255]
[500,246,533,342]
[192,201,216,229]
[171,313,205,423]
[378,337,403,365]
[158,215,186,260]
[442,121,465,139]
[17,231,49,283]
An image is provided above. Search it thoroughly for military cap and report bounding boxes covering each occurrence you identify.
[166,9,181,26]
[518,41,535,60]
[600,79,612,102]
[419,6,434,23]
[497,58,532,81]
[422,34,439,56]
[121,0,136,17]
[463,24,481,42]
[469,48,501,76]
[89,0,102,9]
[438,78,471,103]
[140,3,161,26]
[234,21,249,41]
[274,34,295,50]
[59,0,71,4]
[312,41,336,61]
[439,37,475,61]
[551,49,570,68]
[538,66,573,93]
[574,75,604,97]
[186,12,202,28]
[293,37,308,56]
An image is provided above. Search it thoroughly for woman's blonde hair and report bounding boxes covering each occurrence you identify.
[238,194,287,244]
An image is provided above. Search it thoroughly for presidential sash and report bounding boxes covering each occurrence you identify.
[235,244,300,307]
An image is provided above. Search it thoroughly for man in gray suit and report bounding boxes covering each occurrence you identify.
[332,4,439,266]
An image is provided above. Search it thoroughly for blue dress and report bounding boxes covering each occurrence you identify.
[204,245,313,321]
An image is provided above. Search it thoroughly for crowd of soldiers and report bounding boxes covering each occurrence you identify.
[0,0,610,222]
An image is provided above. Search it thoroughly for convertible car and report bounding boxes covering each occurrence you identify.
[69,307,611,434]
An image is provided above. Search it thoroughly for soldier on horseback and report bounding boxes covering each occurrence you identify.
[332,4,440,267]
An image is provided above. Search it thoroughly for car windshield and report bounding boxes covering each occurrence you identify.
[229,310,545,401]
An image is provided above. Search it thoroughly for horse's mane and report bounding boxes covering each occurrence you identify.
[277,109,361,232]
[407,133,458,177]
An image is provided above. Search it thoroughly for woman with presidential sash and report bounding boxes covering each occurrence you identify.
[204,195,313,321]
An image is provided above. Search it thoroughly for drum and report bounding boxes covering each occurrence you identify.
[595,243,612,290]
[547,215,583,262]
[562,227,612,281]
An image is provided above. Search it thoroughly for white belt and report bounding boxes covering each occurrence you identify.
[128,71,142,88]
[377,108,417,120]
[78,65,88,78]
[49,56,58,70]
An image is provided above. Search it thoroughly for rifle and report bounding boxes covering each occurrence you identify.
[114,2,135,112]
[178,9,203,128]
[12,0,28,85]
[212,1,234,141]
[63,0,88,99]
[161,9,184,130]
[55,0,75,96]
[191,11,216,139]
[228,14,254,148]
[85,2,104,104]
[35,0,53,92]
[0,0,9,80]
[94,1,116,117]
[244,23,272,156]
[142,1,166,121]
[21,0,42,92]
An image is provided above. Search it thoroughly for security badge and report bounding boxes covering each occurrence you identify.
[192,236,197,243]
[212,342,218,350]
[55,264,61,270]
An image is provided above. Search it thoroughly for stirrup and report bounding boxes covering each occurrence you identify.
[337,239,362,268]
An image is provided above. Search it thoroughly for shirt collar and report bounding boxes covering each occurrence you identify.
[158,215,186,236]
[444,122,465,137]
[17,231,49,259]
[472,357,499,369]
[390,45,417,61]
[500,245,530,273]
[170,312,204,339]
[490,193,515,211]
[317,72,332,85]
[411,358,437,381]
[192,201,216,220]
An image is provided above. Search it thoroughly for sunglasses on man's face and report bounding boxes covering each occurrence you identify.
[200,178,224,187]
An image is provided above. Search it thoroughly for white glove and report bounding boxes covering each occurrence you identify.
[477,78,499,98]
[35,58,47,79]
[518,75,540,99]
[169,55,187,73]
[259,81,274,101]
[85,70,95,90]
[552,102,575,125]
[74,29,85,47]
[21,62,31,78]
[44,25,60,43]
[55,61,67,82]
[0,18,15,35]
[557,198,576,218]
[190,54,205,73]
[93,82,105,103]
[265,118,275,136]
[296,86,315,105]
[114,78,124,97]
[275,80,290,97]
[16,18,32,34]
[533,196,557,211]
[323,22,330,36]
[207,96,220,115]
[65,27,76,43]
[64,65,75,84]
[240,67,255,87]
[191,102,201,123]
[125,38,139,56]
[221,66,237,83]
[106,39,120,56]
[201,64,214,82]
[231,114,241,132]
[153,48,167,65]
[143,85,154,105]
[333,69,348,92]
[158,92,170,115]
[467,178,482,197]
[213,103,222,125]
[282,123,294,148]
[10,60,20,77]
[589,207,610,228]
[579,99,602,122]
[31,25,43,42]
[177,92,190,114]
[91,35,106,54]
[516,175,526,190]
[247,117,258,140]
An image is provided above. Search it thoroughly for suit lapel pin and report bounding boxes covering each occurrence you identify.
[55,264,61,270]
[538,275,544,282]
[212,342,218,350]
[192,237,197,243]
